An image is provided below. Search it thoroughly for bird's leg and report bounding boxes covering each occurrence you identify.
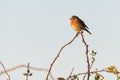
[78,31,84,35]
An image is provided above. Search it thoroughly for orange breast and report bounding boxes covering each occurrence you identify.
[71,19,76,26]
[71,19,80,31]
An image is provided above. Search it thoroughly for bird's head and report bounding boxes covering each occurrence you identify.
[69,15,79,20]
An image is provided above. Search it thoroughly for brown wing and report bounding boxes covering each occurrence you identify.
[78,18,89,29]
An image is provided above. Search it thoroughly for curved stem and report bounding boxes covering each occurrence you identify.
[46,32,79,80]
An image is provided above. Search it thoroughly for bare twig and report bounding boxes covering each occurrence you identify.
[67,68,74,80]
[23,63,31,80]
[26,63,29,80]
[66,68,120,80]
[46,32,79,80]
[0,64,54,80]
[66,68,116,80]
[79,31,90,80]
[90,56,95,69]
[73,68,106,77]
[0,61,11,80]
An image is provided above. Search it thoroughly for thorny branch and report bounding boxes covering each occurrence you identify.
[46,32,79,80]
[79,31,90,80]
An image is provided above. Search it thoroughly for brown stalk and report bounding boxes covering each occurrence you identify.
[46,32,79,80]
[79,31,90,80]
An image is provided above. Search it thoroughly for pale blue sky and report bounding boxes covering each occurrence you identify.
[0,0,120,80]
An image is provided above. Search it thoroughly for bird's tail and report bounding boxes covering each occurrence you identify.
[85,29,92,35]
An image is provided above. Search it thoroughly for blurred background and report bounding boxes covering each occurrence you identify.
[0,0,120,80]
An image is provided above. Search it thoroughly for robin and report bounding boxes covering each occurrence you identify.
[69,15,91,35]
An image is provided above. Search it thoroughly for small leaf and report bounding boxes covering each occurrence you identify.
[27,69,30,73]
[57,77,65,80]
[118,76,120,80]
[29,73,32,76]
[23,73,28,76]
[73,75,78,79]
[106,66,118,74]
[91,50,97,56]
[95,74,100,80]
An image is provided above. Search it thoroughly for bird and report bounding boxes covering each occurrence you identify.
[69,15,91,35]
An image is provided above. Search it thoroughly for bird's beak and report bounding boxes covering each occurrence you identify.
[69,18,71,20]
